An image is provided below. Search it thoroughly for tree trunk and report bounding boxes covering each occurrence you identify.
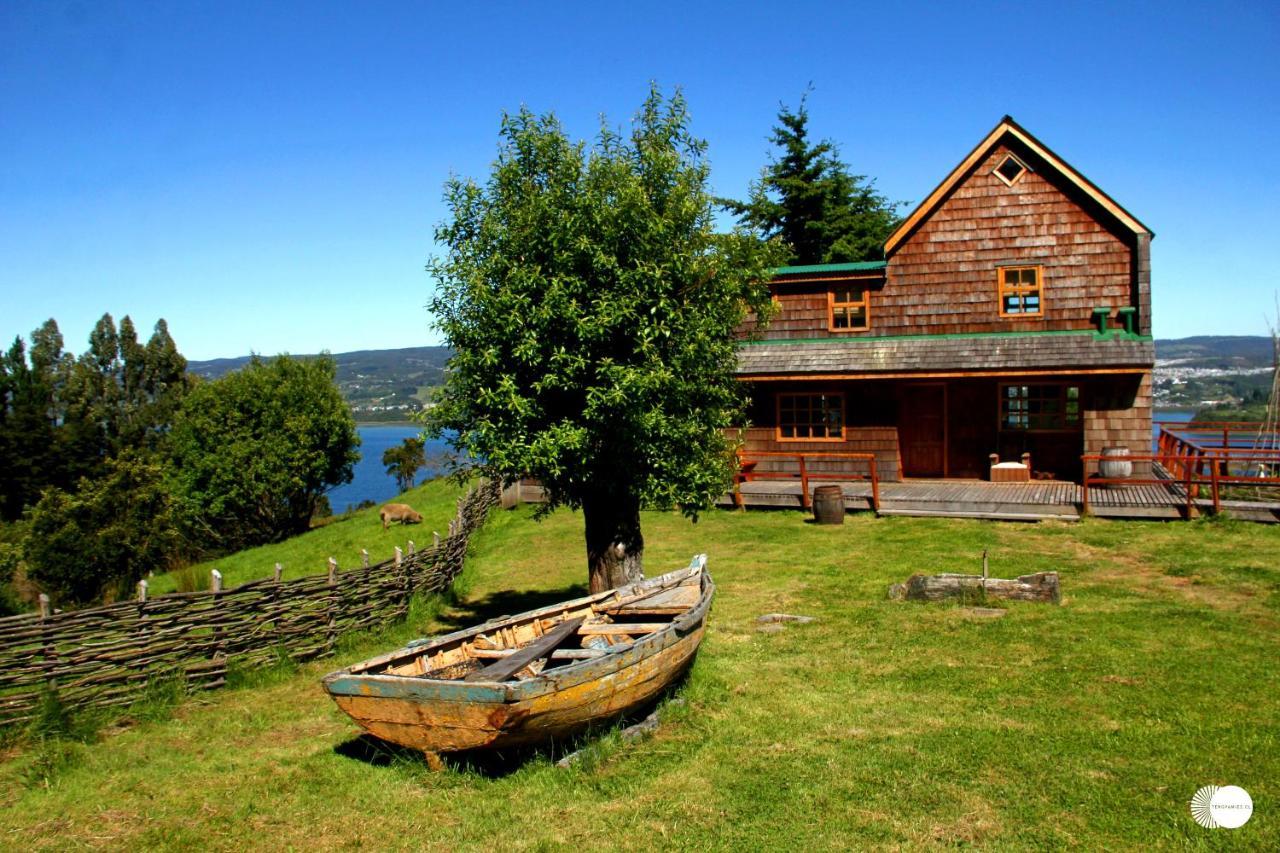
[582,490,644,593]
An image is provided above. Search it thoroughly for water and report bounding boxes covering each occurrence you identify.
[326,425,454,514]
[1153,409,1195,448]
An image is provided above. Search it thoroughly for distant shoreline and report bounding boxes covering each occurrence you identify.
[354,421,420,428]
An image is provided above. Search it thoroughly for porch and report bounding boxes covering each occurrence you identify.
[717,476,1280,522]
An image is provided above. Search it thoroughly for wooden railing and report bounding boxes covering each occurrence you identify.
[1084,427,1280,516]
[1082,452,1213,515]
[733,451,880,511]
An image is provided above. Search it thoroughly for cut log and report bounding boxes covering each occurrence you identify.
[464,617,584,682]
[887,572,1060,604]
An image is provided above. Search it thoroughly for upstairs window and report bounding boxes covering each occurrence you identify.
[829,285,869,331]
[993,153,1028,186]
[1001,384,1080,431]
[778,393,844,441]
[998,266,1043,317]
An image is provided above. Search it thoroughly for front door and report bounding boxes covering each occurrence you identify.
[899,384,946,477]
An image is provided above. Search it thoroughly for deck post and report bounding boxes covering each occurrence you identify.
[798,455,810,510]
[1210,460,1221,514]
[869,460,880,512]
[1081,459,1091,516]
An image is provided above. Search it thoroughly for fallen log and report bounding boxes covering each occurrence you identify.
[888,572,1060,604]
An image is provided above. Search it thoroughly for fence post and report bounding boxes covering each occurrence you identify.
[38,593,57,694]
[273,562,283,583]
[209,570,225,685]
[326,557,339,655]
[361,548,370,569]
[137,580,148,602]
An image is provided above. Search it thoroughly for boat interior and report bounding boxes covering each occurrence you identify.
[348,562,705,684]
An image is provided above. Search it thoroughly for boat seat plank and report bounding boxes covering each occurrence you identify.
[598,585,699,615]
[469,647,607,661]
[464,617,584,682]
[578,623,669,636]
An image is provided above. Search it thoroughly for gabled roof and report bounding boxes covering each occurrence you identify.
[884,116,1153,256]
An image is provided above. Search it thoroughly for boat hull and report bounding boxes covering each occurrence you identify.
[328,625,703,752]
[322,560,712,754]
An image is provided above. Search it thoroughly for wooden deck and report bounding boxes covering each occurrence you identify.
[719,477,1280,523]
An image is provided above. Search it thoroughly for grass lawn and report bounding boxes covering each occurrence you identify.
[145,478,469,595]
[1,504,1277,849]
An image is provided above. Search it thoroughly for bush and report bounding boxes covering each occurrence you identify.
[24,453,181,606]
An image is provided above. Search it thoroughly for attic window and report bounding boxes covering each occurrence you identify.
[994,154,1028,186]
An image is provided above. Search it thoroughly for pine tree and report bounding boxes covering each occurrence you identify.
[722,93,902,264]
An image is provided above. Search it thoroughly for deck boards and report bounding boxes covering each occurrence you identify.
[719,476,1280,523]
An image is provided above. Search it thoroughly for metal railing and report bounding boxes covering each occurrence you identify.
[734,451,880,511]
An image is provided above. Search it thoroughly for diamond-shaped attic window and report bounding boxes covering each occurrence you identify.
[994,155,1027,186]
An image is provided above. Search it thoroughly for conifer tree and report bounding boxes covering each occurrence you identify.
[722,92,903,264]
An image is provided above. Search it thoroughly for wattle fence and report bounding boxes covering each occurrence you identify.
[0,480,501,728]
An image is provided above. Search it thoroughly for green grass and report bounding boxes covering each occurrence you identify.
[146,478,469,595]
[1,506,1277,849]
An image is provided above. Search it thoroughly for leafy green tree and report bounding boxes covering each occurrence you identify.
[167,354,360,550]
[721,92,902,264]
[427,87,782,592]
[383,436,427,493]
[24,452,181,606]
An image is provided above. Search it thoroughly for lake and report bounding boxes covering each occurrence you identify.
[1153,409,1195,447]
[327,425,453,514]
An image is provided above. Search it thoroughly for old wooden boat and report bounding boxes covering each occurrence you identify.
[322,554,712,758]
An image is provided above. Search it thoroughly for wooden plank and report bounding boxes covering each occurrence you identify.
[469,647,607,661]
[464,617,584,683]
[578,623,669,636]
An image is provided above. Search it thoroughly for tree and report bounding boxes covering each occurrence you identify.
[383,436,426,493]
[721,92,902,264]
[24,452,181,606]
[167,354,360,550]
[427,86,782,592]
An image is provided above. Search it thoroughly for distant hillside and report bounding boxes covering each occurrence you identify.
[188,346,453,421]
[189,336,1275,417]
[1153,335,1274,409]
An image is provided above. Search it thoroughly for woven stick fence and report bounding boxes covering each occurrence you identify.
[0,480,500,728]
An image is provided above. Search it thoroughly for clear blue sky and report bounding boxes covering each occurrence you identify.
[3,1,1277,361]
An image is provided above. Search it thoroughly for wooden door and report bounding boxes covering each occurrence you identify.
[899,384,946,477]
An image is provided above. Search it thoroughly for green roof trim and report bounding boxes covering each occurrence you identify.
[773,261,887,276]
[740,329,1153,346]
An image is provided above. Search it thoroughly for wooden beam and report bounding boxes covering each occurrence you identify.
[577,623,669,636]
[464,617,584,682]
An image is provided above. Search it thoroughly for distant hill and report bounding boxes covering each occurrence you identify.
[1155,335,1274,368]
[188,346,453,422]
[189,336,1275,417]
[1153,335,1274,409]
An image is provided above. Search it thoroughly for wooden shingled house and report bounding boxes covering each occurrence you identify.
[735,116,1154,484]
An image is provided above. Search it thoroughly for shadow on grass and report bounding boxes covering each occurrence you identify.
[433,583,590,632]
[332,673,692,779]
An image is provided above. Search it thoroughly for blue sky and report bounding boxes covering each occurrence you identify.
[2,1,1277,361]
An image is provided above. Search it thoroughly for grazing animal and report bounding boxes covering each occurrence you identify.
[380,503,423,530]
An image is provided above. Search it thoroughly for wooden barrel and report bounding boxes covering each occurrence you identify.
[1099,447,1133,481]
[812,484,845,524]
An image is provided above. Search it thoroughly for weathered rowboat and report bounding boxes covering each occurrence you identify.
[322,554,712,760]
